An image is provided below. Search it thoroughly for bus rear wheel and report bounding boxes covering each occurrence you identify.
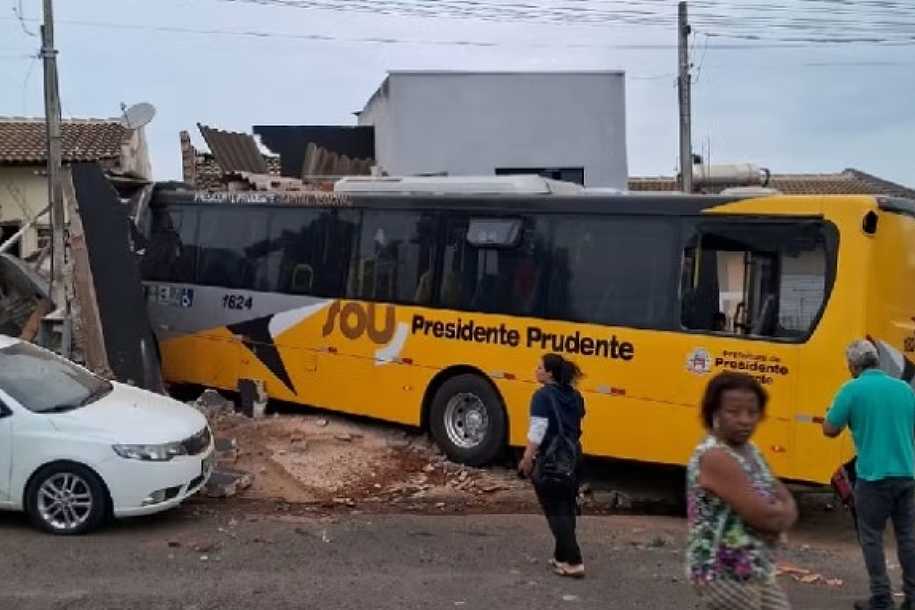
[429,374,506,467]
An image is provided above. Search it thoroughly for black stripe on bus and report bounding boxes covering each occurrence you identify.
[227,315,297,395]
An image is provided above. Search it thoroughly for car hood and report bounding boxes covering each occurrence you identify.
[48,383,207,444]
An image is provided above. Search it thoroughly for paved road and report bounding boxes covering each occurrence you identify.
[0,500,881,610]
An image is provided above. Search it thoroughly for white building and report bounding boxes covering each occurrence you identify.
[357,71,628,189]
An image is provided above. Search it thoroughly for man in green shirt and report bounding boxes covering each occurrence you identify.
[824,340,915,610]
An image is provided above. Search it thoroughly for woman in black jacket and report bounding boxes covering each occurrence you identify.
[519,353,586,578]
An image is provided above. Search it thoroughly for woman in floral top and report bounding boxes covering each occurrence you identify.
[686,372,798,609]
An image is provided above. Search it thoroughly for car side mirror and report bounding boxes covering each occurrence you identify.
[0,402,12,418]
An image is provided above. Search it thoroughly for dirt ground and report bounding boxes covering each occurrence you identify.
[205,396,535,513]
[196,405,869,603]
[197,391,850,530]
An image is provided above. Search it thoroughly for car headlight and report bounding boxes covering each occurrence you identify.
[112,442,187,461]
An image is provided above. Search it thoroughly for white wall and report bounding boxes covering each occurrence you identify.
[359,71,628,189]
[0,166,49,256]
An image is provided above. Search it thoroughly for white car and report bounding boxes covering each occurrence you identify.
[0,335,215,534]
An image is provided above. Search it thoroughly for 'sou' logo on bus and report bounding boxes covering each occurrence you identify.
[686,348,713,375]
[321,301,396,345]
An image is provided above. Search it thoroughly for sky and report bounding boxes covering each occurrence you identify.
[1,0,913,186]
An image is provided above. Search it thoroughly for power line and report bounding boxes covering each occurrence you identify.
[692,33,711,85]
[2,14,912,51]
[7,0,915,45]
[0,15,814,50]
[205,0,915,45]
[11,0,37,37]
[20,51,38,117]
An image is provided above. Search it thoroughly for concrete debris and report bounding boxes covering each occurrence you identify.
[204,468,254,499]
[0,253,52,339]
[238,378,268,419]
[591,490,634,511]
[193,389,235,420]
[775,563,845,587]
[208,412,531,510]
[214,437,239,464]
[192,541,220,554]
[481,484,507,494]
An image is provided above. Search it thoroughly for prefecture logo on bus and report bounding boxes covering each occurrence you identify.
[686,348,713,375]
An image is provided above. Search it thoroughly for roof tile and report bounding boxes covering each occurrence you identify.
[0,117,130,164]
[628,169,915,198]
[197,124,267,174]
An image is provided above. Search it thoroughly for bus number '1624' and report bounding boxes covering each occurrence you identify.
[222,294,253,310]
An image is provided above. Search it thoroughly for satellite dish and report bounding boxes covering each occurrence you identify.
[119,102,156,130]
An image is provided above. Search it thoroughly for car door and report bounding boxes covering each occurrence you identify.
[0,396,12,502]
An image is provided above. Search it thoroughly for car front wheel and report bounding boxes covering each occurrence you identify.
[25,463,109,535]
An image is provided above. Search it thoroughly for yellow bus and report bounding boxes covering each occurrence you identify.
[139,183,915,484]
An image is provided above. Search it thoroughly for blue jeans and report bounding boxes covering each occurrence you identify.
[855,478,915,607]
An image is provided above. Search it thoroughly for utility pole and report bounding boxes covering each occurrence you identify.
[41,0,69,352]
[677,1,693,193]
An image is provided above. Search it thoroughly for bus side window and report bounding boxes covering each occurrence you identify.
[142,207,198,284]
[443,216,548,316]
[264,208,353,298]
[347,210,437,305]
[197,208,270,291]
[547,216,677,329]
[680,222,831,340]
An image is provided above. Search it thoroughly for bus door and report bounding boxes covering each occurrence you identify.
[678,219,832,476]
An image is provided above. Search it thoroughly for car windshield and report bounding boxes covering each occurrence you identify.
[0,342,112,413]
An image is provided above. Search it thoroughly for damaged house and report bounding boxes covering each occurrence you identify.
[0,116,152,259]
[0,117,157,388]
[179,123,374,191]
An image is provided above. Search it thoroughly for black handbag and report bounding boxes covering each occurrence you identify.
[533,392,580,492]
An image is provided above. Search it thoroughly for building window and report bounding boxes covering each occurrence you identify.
[495,167,585,185]
[1,223,22,257]
[36,225,52,252]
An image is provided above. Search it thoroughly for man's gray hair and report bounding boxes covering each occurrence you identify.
[846,340,880,370]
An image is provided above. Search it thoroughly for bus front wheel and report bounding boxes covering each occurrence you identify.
[429,374,506,467]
